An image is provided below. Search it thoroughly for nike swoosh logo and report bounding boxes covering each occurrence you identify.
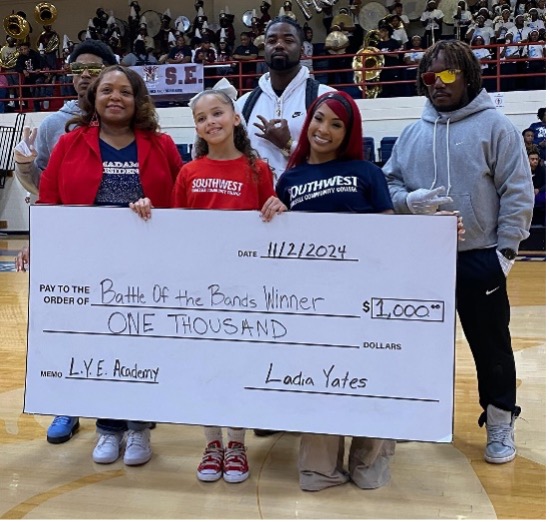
[291,112,302,118]
[486,286,500,295]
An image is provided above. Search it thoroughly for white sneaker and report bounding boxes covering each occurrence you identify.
[93,432,124,464]
[124,428,152,466]
[484,405,519,464]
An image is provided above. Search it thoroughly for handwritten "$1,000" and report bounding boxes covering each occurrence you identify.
[362,298,445,322]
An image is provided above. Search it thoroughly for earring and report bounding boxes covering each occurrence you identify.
[89,111,99,127]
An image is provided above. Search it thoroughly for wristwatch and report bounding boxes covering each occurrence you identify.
[499,248,517,260]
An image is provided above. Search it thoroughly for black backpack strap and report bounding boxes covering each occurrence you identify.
[241,86,263,124]
[305,77,320,111]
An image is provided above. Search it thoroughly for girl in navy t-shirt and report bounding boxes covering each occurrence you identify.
[277,91,394,216]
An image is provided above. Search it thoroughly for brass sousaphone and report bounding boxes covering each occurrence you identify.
[2,10,32,67]
[35,3,59,53]
[352,29,384,98]
[3,13,31,41]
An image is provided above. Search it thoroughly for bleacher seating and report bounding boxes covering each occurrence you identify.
[362,137,375,162]
[378,136,398,164]
[176,144,193,163]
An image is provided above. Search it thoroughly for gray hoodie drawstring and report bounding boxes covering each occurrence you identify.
[430,116,441,190]
[445,118,452,196]
[430,116,452,196]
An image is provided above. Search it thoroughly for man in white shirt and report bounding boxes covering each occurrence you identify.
[493,8,514,41]
[454,1,473,40]
[507,14,530,42]
[466,15,495,43]
[526,8,545,31]
[236,16,333,179]
[420,0,444,46]
[390,2,410,30]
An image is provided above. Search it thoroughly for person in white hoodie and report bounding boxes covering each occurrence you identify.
[235,15,333,181]
[383,39,533,465]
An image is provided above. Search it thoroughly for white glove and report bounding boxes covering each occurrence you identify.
[13,126,38,164]
[496,250,515,277]
[406,186,453,214]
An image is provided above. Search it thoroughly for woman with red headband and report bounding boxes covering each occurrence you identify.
[276,91,396,492]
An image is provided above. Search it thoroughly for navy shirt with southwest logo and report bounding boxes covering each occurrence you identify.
[95,139,144,206]
[276,159,393,213]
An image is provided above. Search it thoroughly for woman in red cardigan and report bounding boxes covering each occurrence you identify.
[38,65,182,206]
[23,65,183,467]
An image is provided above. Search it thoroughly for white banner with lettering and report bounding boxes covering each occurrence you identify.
[25,207,457,442]
[130,63,204,96]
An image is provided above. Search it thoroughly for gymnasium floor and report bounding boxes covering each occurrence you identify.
[0,235,545,519]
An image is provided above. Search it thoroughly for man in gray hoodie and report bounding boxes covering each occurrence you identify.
[13,39,117,444]
[14,39,117,194]
[383,40,533,465]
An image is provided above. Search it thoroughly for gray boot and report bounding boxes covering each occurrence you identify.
[483,405,519,464]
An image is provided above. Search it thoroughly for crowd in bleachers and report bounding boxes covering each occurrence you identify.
[0,0,545,111]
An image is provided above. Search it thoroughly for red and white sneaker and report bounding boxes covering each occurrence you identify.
[223,441,249,483]
[197,440,224,482]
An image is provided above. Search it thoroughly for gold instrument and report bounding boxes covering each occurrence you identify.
[35,3,59,54]
[325,26,349,53]
[352,29,384,98]
[34,2,57,25]
[332,12,355,30]
[3,14,31,41]
[0,43,18,68]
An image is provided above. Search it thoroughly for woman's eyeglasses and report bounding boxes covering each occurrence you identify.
[421,69,462,86]
[69,62,104,76]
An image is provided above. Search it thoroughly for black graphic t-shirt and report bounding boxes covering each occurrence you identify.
[276,159,393,213]
[95,139,144,206]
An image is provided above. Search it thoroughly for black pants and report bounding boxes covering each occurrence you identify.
[456,248,517,413]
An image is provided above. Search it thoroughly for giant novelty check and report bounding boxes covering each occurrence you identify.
[25,207,457,442]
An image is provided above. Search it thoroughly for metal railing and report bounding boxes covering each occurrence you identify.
[0,41,544,112]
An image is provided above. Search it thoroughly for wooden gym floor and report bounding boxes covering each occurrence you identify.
[0,235,545,519]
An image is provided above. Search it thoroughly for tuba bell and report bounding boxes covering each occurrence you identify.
[35,3,59,54]
[352,29,384,98]
[3,14,31,41]
[35,3,57,25]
